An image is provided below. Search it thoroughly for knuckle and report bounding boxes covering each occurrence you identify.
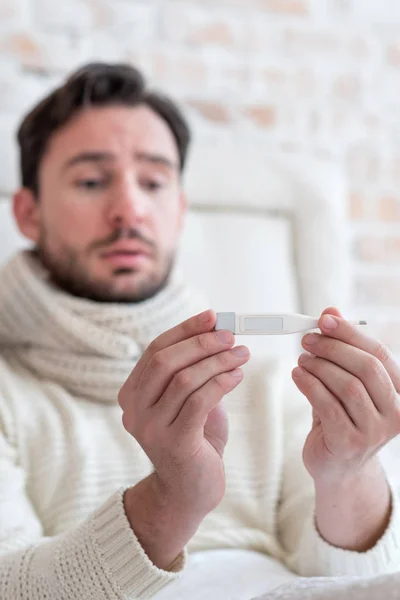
[344,377,365,400]
[147,339,161,356]
[118,386,126,409]
[186,393,206,416]
[328,338,342,356]
[304,373,319,392]
[217,351,233,369]
[375,341,391,365]
[196,333,211,353]
[150,350,169,371]
[364,356,384,379]
[323,398,343,423]
[213,373,231,394]
[121,410,134,434]
[174,369,192,390]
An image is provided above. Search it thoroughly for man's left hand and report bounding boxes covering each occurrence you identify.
[292,307,400,483]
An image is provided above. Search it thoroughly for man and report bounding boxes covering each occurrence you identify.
[0,62,399,600]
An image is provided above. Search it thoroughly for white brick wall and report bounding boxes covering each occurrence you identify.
[1,0,400,352]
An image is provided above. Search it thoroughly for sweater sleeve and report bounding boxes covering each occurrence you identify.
[277,363,400,577]
[0,407,186,599]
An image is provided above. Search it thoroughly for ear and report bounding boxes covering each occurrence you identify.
[13,188,41,244]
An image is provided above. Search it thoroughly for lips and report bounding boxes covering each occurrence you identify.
[100,243,153,268]
[101,251,151,269]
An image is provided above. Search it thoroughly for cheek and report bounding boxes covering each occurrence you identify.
[154,205,182,249]
[41,197,104,248]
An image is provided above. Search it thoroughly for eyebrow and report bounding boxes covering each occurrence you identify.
[63,152,114,171]
[62,151,178,172]
[135,151,178,171]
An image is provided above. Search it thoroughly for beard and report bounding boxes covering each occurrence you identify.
[35,227,175,304]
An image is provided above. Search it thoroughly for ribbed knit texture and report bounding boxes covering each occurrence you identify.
[1,251,400,599]
[0,251,205,403]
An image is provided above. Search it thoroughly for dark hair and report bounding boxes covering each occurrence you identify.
[17,62,191,195]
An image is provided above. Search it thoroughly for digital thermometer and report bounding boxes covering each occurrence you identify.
[215,313,367,335]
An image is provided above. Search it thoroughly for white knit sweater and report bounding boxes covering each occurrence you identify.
[0,251,400,600]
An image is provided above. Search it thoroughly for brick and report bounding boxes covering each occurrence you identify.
[1,31,90,73]
[354,235,400,264]
[187,0,309,13]
[349,192,369,220]
[102,1,158,41]
[378,196,400,221]
[152,49,209,90]
[187,100,232,124]
[387,42,400,67]
[282,28,374,63]
[351,0,400,24]
[250,0,309,14]
[243,105,276,128]
[345,146,381,185]
[34,0,93,33]
[35,0,157,39]
[0,0,25,25]
[332,74,362,102]
[283,28,340,58]
[0,114,20,195]
[293,68,317,96]
[356,274,400,307]
[0,63,49,113]
[390,155,400,185]
[161,3,243,48]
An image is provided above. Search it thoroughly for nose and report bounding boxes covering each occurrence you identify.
[106,177,149,228]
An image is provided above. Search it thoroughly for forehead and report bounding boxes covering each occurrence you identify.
[42,104,180,168]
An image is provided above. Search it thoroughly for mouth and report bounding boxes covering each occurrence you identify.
[100,249,152,269]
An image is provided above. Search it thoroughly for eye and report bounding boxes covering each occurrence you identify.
[76,179,106,190]
[142,179,164,192]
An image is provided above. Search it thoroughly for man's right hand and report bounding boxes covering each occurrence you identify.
[119,309,250,569]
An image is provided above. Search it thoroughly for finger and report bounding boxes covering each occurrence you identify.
[302,333,397,415]
[171,369,244,432]
[150,346,250,426]
[298,354,378,430]
[292,366,356,441]
[152,346,250,425]
[127,309,218,386]
[321,306,344,318]
[136,329,237,410]
[316,313,400,393]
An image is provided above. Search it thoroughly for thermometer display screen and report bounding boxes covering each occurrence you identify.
[242,317,284,332]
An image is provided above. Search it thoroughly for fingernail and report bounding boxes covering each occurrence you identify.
[198,310,211,323]
[304,333,318,345]
[322,315,337,330]
[299,353,312,364]
[232,345,249,357]
[216,330,233,344]
[230,368,243,378]
[293,367,306,377]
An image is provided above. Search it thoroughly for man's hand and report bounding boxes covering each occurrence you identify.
[292,306,400,550]
[119,309,250,568]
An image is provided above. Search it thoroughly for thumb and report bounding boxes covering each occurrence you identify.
[320,306,343,319]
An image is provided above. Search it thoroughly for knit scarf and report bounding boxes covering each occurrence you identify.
[0,251,206,403]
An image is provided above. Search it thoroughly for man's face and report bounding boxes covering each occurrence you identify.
[15,105,186,303]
